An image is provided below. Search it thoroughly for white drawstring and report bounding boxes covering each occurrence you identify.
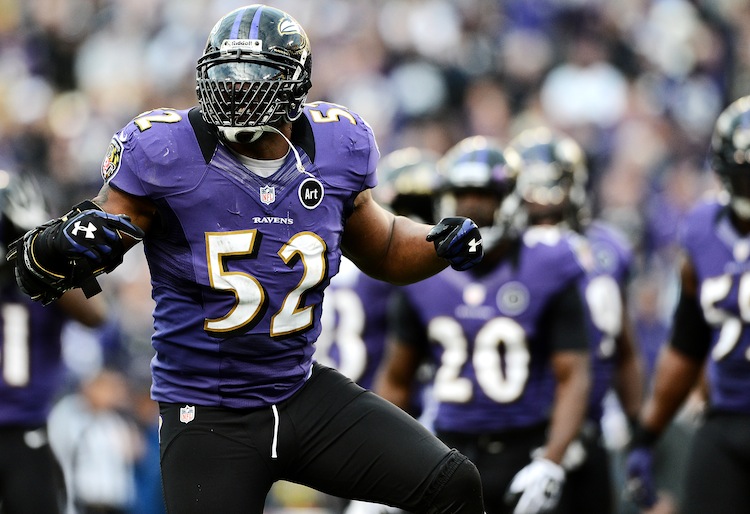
[271,405,279,459]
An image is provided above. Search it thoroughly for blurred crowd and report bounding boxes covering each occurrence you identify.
[1,0,748,512]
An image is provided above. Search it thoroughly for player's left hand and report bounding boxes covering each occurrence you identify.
[505,458,565,514]
[427,216,483,271]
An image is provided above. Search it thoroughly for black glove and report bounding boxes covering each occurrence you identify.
[6,201,144,304]
[427,216,483,271]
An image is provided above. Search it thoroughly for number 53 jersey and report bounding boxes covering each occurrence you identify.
[398,226,589,433]
[103,103,379,409]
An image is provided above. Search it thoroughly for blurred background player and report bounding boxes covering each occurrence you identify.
[376,136,591,514]
[625,95,750,514]
[0,170,107,514]
[508,127,644,513]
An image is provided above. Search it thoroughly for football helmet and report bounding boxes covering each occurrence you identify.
[711,95,750,219]
[373,147,441,224]
[0,170,48,263]
[196,5,312,143]
[436,136,521,249]
[508,127,588,229]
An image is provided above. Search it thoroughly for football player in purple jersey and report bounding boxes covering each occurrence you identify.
[4,5,486,514]
[0,171,107,514]
[376,136,592,514]
[509,127,644,514]
[625,96,750,513]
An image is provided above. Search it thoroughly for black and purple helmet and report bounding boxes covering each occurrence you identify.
[196,4,312,129]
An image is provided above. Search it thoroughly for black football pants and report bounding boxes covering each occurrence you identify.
[159,363,483,514]
[0,426,63,514]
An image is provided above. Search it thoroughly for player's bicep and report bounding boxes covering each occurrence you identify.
[341,189,395,277]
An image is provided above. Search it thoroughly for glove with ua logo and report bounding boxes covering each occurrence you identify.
[427,217,483,271]
[7,200,144,304]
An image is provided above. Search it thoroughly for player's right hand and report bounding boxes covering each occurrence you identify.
[6,201,144,304]
[625,446,657,509]
[56,208,144,264]
[7,233,66,305]
[427,216,483,271]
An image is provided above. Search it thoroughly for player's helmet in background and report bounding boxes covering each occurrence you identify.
[437,136,522,249]
[711,95,750,219]
[0,171,48,266]
[373,147,441,224]
[508,127,588,230]
[196,5,312,143]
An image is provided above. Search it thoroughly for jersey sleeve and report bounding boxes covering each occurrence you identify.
[101,108,207,199]
[302,102,380,195]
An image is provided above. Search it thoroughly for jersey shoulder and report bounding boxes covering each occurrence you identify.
[586,219,635,277]
[520,225,590,282]
[103,107,215,197]
[299,102,380,191]
[679,199,725,250]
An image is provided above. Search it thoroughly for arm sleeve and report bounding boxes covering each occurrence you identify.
[540,282,590,352]
[669,290,711,361]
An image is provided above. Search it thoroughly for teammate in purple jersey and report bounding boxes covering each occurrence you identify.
[626,95,750,514]
[0,171,107,514]
[377,136,591,514]
[509,128,643,514]
[5,5,486,514]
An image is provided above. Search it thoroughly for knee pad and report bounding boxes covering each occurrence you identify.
[422,450,484,514]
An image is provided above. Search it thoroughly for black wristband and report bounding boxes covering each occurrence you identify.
[630,422,660,448]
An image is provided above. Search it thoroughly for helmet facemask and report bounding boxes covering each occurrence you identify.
[196,5,312,140]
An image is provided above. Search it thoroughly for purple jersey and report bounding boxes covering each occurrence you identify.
[0,284,67,427]
[679,200,750,414]
[104,103,379,409]
[401,226,587,433]
[318,257,393,390]
[581,220,634,421]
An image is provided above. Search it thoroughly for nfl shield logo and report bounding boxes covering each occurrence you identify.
[260,185,276,205]
[180,405,195,424]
